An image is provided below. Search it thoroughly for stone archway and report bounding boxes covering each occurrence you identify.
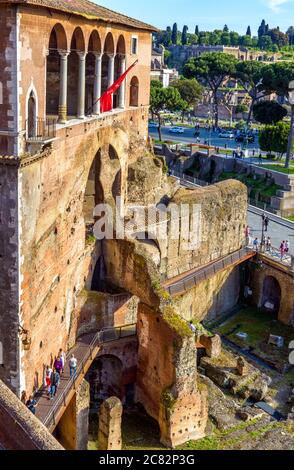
[261,275,282,316]
[86,354,123,411]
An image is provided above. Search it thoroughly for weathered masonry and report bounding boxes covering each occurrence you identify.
[0,0,249,449]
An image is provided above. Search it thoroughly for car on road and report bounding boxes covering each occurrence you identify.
[169,127,185,134]
[218,131,235,139]
[235,134,255,143]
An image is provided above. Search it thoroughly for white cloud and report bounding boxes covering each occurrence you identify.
[265,0,293,13]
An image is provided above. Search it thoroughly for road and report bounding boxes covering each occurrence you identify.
[149,125,260,151]
[247,208,294,256]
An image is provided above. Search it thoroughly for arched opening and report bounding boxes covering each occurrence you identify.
[27,91,36,138]
[101,33,115,101]
[46,24,67,116]
[83,149,104,236]
[86,31,102,115]
[86,355,123,410]
[261,276,282,316]
[68,27,85,117]
[129,76,139,107]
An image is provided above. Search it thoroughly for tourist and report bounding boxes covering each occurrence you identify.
[53,355,63,375]
[253,238,259,252]
[285,240,290,253]
[280,241,286,260]
[69,354,78,379]
[26,395,37,415]
[266,237,272,253]
[264,216,269,232]
[21,390,27,405]
[59,348,66,374]
[49,368,60,400]
[45,365,52,395]
[259,153,262,163]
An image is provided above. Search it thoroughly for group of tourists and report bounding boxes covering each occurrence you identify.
[246,220,290,261]
[20,349,79,414]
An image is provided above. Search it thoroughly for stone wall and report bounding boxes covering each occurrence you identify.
[11,107,149,396]
[0,4,18,156]
[136,304,208,448]
[0,379,63,450]
[0,160,20,392]
[173,266,241,323]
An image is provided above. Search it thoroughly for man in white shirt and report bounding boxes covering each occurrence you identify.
[69,354,78,379]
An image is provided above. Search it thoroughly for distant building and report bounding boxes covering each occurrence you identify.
[168,45,277,71]
[151,46,178,87]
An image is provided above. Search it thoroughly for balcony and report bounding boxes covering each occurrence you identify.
[26,117,57,143]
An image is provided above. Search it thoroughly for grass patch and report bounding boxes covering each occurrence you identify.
[262,164,294,175]
[286,216,294,222]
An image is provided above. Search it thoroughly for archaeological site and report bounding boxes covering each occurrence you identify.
[0,0,294,454]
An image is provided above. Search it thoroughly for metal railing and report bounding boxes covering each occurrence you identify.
[26,117,57,142]
[42,324,136,429]
[169,170,209,187]
[166,247,254,296]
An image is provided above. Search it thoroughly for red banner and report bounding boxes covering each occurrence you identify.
[100,60,138,113]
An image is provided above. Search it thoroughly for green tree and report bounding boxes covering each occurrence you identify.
[221,32,231,46]
[246,26,252,37]
[230,31,240,46]
[172,23,178,45]
[195,25,199,36]
[150,81,187,141]
[182,25,188,45]
[270,62,294,167]
[223,24,229,32]
[268,28,289,47]
[184,52,237,127]
[253,101,287,125]
[235,61,274,124]
[258,19,266,38]
[259,35,273,50]
[172,78,203,120]
[240,35,253,47]
[259,122,291,159]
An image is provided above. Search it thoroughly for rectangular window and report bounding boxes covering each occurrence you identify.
[131,36,138,55]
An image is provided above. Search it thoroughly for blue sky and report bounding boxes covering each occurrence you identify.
[97,0,294,34]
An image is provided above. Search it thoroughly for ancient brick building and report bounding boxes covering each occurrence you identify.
[0,0,249,450]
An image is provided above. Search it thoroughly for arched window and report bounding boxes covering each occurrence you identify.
[46,24,68,116]
[27,91,36,138]
[129,76,139,107]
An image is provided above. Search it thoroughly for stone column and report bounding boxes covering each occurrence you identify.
[58,50,69,124]
[107,54,115,88]
[77,51,86,119]
[118,54,126,109]
[98,397,122,450]
[93,53,102,115]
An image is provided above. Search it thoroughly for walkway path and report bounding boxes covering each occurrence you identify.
[162,248,255,297]
[35,324,137,431]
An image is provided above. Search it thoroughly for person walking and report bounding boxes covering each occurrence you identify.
[49,368,59,400]
[253,238,259,252]
[189,321,197,334]
[264,216,269,232]
[280,241,286,260]
[45,365,52,395]
[53,355,63,376]
[59,348,66,374]
[285,240,290,254]
[69,354,78,379]
[26,396,37,415]
[266,237,272,253]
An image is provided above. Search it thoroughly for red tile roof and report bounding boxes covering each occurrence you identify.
[1,0,157,31]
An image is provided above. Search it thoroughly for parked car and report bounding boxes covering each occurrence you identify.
[218,131,235,139]
[169,127,185,134]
